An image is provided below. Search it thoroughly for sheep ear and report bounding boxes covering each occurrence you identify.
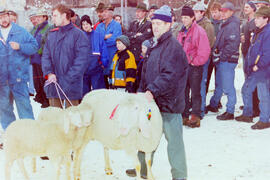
[80,109,93,126]
[63,115,70,134]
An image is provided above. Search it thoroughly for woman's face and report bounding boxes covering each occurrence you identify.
[82,21,92,32]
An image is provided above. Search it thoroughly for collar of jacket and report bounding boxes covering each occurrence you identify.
[59,22,73,32]
[181,21,197,33]
[37,21,48,31]
[211,18,222,25]
[221,15,239,28]
[196,16,205,25]
[152,31,172,48]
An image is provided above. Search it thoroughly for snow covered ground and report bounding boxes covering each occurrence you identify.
[0,66,270,180]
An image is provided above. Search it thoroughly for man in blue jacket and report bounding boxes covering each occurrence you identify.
[96,4,122,87]
[235,6,270,130]
[207,2,240,120]
[42,4,90,108]
[0,8,38,133]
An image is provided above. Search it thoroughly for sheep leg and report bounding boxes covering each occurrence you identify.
[32,157,36,173]
[65,154,71,180]
[50,156,62,180]
[145,152,155,180]
[4,157,14,180]
[104,147,113,175]
[17,158,30,180]
[131,151,143,180]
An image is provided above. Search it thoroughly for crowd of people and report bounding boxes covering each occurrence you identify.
[0,1,270,179]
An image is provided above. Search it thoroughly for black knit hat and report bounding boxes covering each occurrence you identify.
[181,6,195,17]
[81,15,92,27]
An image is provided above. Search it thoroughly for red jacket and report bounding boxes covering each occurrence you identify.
[177,21,210,66]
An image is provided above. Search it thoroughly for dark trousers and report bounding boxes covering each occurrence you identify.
[183,65,203,118]
[206,58,215,94]
[32,63,49,105]
[49,98,79,108]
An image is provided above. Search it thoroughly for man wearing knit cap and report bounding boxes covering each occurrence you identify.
[178,5,210,127]
[235,6,270,130]
[192,2,215,119]
[239,1,260,117]
[207,2,241,120]
[126,5,188,180]
[126,2,153,63]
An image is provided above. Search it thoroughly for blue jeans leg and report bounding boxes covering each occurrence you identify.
[210,63,223,108]
[0,85,16,130]
[242,74,258,116]
[257,80,270,123]
[28,65,35,94]
[201,59,210,117]
[220,62,237,114]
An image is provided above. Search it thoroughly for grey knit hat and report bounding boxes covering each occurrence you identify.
[116,35,130,47]
[152,5,172,23]
[142,40,151,48]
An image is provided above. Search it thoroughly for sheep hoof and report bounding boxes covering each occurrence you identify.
[105,169,113,175]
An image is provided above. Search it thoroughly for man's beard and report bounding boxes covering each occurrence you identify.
[0,21,10,28]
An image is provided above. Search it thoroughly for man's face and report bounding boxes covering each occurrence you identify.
[102,10,112,20]
[194,10,204,21]
[136,9,146,20]
[255,16,268,29]
[30,16,37,26]
[0,13,10,28]
[210,9,221,20]
[97,10,104,21]
[244,4,254,16]
[151,19,171,39]
[114,16,121,24]
[52,9,65,27]
[221,9,233,20]
[35,15,47,25]
[181,15,194,28]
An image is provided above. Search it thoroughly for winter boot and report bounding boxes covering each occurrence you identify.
[206,105,219,113]
[251,121,270,130]
[182,117,189,126]
[217,112,234,120]
[186,114,200,128]
[125,169,147,179]
[235,115,253,123]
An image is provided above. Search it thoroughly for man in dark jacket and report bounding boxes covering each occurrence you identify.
[235,6,270,130]
[207,2,240,120]
[30,10,51,108]
[126,2,153,63]
[42,4,90,108]
[240,1,260,117]
[126,5,188,180]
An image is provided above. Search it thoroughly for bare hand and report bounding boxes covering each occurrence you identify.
[48,73,57,83]
[9,42,20,50]
[105,34,112,40]
[145,90,154,103]
[253,65,258,72]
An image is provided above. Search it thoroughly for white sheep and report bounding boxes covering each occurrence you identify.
[75,89,163,180]
[3,106,92,180]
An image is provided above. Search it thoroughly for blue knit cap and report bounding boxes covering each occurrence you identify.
[151,5,172,23]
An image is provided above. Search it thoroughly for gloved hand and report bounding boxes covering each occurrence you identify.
[212,50,221,64]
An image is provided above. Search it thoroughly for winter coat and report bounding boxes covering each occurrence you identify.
[0,23,38,86]
[84,30,109,71]
[139,31,188,113]
[109,49,137,93]
[30,21,51,65]
[213,15,241,64]
[177,21,210,66]
[96,19,122,75]
[42,23,90,100]
[245,23,270,80]
[197,17,215,48]
[211,18,222,37]
[241,18,256,58]
[125,18,153,62]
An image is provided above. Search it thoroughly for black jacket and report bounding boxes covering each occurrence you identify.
[138,31,188,113]
[241,18,256,58]
[125,18,153,62]
[213,15,240,63]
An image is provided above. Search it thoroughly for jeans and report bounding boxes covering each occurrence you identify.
[0,82,34,130]
[210,61,237,114]
[201,59,210,117]
[83,69,106,97]
[138,113,187,179]
[183,65,203,118]
[28,65,35,94]
[257,79,270,123]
